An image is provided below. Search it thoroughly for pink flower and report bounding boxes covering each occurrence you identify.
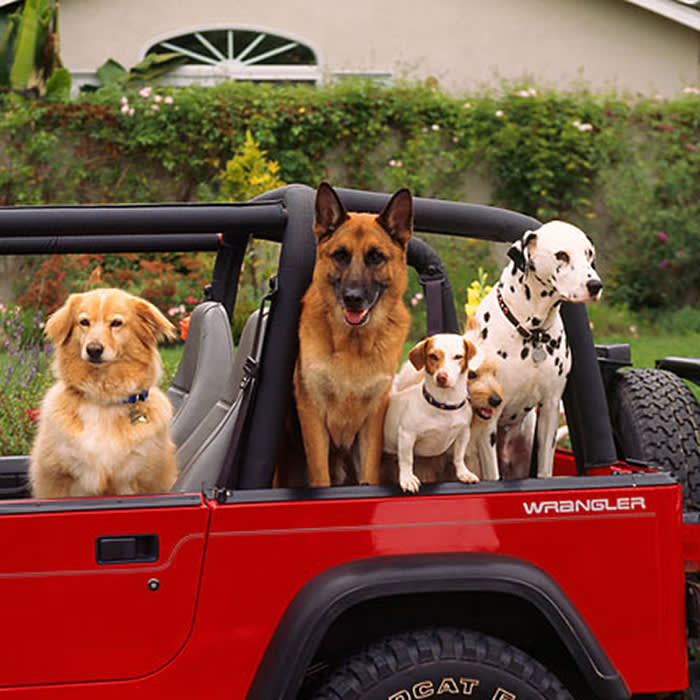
[677,250,685,258]
[659,259,670,268]
[687,144,697,152]
[139,86,152,98]
[164,96,174,105]
[655,124,675,132]
[657,231,668,243]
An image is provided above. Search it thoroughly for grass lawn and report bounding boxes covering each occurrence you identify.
[593,332,700,368]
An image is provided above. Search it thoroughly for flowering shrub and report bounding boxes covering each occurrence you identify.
[0,306,52,456]
[464,268,493,321]
[0,79,698,310]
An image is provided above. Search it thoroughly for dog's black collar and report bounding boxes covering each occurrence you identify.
[123,390,149,405]
[422,384,467,411]
[496,286,551,346]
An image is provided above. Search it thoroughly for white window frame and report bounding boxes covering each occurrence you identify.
[139,24,323,85]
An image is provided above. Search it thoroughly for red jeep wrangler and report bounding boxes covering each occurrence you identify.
[0,185,699,700]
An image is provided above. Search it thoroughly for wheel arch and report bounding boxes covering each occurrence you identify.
[245,553,629,700]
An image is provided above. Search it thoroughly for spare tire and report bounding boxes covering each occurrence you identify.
[609,368,700,509]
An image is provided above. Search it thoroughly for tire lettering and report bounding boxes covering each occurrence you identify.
[388,691,412,700]
[459,678,479,694]
[492,689,516,700]
[413,681,434,698]
[436,677,460,694]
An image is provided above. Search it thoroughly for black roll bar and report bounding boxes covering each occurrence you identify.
[0,185,617,481]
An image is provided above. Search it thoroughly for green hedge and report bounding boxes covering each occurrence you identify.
[1,80,699,311]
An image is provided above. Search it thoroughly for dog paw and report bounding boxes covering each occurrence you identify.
[400,473,422,493]
[456,466,480,484]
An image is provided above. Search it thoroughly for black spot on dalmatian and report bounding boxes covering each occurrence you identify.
[510,285,515,294]
[546,344,554,355]
[521,346,529,360]
[484,312,490,323]
[524,406,532,412]
[532,317,541,326]
[481,327,488,340]
[490,432,496,446]
[558,365,564,376]
[549,290,555,297]
[497,349,508,359]
[524,285,531,300]
[554,357,561,366]
[518,275,524,284]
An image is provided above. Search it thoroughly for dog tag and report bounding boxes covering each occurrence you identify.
[129,407,149,425]
[532,344,547,364]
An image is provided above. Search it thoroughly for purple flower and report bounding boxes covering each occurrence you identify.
[657,231,668,243]
[659,259,670,268]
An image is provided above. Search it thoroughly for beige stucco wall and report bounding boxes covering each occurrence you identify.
[61,0,700,96]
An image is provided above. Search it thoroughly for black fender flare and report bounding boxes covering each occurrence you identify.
[245,552,629,700]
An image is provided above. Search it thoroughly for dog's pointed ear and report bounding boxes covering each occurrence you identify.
[45,294,80,346]
[314,182,348,242]
[408,338,428,370]
[376,188,413,248]
[134,297,177,344]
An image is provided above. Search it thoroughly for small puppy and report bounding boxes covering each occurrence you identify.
[29,288,178,498]
[384,333,478,493]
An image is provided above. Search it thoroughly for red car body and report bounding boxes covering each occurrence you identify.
[0,452,691,698]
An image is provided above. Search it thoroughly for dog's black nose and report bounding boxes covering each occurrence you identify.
[587,279,603,298]
[86,342,104,360]
[488,394,502,408]
[342,288,365,311]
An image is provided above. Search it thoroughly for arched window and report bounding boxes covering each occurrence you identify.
[144,27,321,84]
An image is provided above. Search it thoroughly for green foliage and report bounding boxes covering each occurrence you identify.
[0,0,68,97]
[0,79,698,311]
[0,304,52,456]
[88,53,188,91]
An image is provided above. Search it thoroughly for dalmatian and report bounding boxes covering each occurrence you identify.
[470,220,602,480]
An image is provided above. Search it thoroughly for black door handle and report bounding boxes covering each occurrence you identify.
[96,534,159,564]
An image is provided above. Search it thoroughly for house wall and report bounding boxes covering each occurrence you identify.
[61,0,700,95]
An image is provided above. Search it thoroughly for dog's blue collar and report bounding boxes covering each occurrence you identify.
[123,390,149,405]
[422,384,466,411]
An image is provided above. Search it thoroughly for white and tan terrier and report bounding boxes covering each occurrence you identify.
[384,333,478,493]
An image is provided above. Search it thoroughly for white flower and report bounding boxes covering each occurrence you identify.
[452,136,459,143]
[572,120,593,132]
[120,104,130,114]
[129,107,135,116]
[495,110,504,118]
[431,123,440,131]
[463,102,471,109]
[164,96,174,104]
[139,86,152,98]
[388,159,397,167]
[154,94,163,103]
[683,86,700,95]
[120,96,128,105]
[152,104,160,111]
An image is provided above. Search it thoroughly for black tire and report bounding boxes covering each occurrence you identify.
[310,627,574,700]
[609,368,700,509]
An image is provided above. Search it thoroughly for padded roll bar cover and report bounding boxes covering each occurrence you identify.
[236,185,317,489]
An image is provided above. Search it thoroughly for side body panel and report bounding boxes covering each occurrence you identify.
[0,481,685,697]
[0,497,209,688]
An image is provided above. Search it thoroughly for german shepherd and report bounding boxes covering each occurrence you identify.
[293,182,413,487]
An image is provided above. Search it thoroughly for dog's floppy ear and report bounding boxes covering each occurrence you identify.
[376,188,413,249]
[507,230,538,273]
[464,338,479,364]
[408,338,428,370]
[45,294,80,346]
[314,182,348,242]
[133,297,177,344]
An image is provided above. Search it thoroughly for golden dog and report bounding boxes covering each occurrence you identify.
[29,288,178,498]
[293,183,413,487]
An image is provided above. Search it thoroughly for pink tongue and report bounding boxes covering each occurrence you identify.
[345,309,367,325]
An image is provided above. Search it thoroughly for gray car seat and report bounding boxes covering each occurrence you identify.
[169,304,268,492]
